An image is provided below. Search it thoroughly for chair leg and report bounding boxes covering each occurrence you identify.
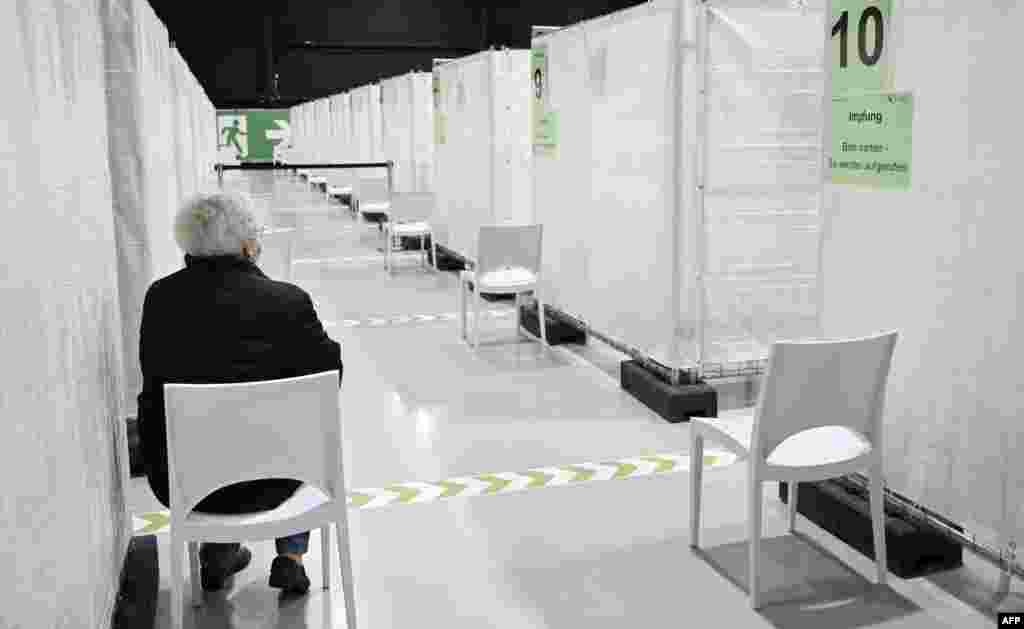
[749,475,763,609]
[170,536,185,629]
[335,518,358,629]
[321,525,332,590]
[536,295,549,347]
[384,227,391,274]
[459,278,467,341]
[870,462,888,585]
[788,482,798,533]
[421,235,426,269]
[431,237,438,272]
[473,287,483,349]
[690,433,704,548]
[514,293,522,338]
[188,542,202,607]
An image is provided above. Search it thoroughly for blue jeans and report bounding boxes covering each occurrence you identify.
[201,532,309,560]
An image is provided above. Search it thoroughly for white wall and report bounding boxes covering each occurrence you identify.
[1,1,130,627]
[820,1,1024,547]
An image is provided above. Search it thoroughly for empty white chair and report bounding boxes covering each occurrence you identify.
[383,193,436,274]
[354,173,391,225]
[327,170,356,206]
[690,332,898,609]
[459,224,548,350]
[164,371,358,629]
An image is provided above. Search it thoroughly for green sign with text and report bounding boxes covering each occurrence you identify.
[531,43,557,156]
[829,0,893,95]
[828,91,913,189]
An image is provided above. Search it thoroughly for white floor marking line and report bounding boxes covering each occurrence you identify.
[131,451,738,535]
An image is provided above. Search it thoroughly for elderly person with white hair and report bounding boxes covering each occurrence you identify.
[136,191,342,595]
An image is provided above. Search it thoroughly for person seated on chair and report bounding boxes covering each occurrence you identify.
[136,190,343,595]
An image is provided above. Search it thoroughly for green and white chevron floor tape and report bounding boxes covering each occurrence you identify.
[324,309,514,330]
[132,451,737,536]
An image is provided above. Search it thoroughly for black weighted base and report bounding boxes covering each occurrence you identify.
[127,418,144,478]
[518,303,587,345]
[779,478,963,579]
[112,535,159,629]
[620,360,716,423]
[434,245,466,271]
[399,235,431,251]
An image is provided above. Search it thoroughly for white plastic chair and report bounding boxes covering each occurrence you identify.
[459,224,548,350]
[355,174,391,218]
[383,193,436,274]
[164,371,357,629]
[689,332,898,609]
[327,170,355,206]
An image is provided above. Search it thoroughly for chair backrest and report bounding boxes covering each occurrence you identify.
[475,224,543,276]
[164,371,343,515]
[389,192,435,223]
[751,332,898,461]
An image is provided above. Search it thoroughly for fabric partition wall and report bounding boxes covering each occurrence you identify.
[532,4,685,366]
[820,1,1024,552]
[104,0,187,411]
[433,50,532,262]
[700,2,825,367]
[3,0,127,626]
[350,84,384,162]
[381,72,436,193]
[410,73,436,192]
[381,75,415,192]
[532,1,824,371]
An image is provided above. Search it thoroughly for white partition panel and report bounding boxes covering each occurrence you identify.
[382,72,437,193]
[350,85,382,162]
[433,50,532,262]
[410,73,435,192]
[701,3,825,366]
[821,1,1024,552]
[534,1,825,370]
[533,4,682,364]
[381,75,416,191]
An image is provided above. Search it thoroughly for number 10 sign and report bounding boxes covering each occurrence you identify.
[829,0,893,95]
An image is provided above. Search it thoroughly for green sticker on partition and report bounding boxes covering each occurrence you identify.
[828,91,913,189]
[433,71,446,145]
[531,44,557,156]
[829,0,894,95]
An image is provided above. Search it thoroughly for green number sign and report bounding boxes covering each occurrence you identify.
[829,0,893,95]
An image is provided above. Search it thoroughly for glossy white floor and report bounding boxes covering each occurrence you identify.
[127,172,1016,628]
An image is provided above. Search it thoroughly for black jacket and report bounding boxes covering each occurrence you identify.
[137,254,342,514]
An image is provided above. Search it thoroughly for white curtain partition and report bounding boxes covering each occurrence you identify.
[533,3,687,366]
[532,1,823,370]
[349,84,384,163]
[104,0,219,411]
[702,3,825,366]
[433,50,532,262]
[3,0,214,625]
[820,0,1024,551]
[381,72,435,192]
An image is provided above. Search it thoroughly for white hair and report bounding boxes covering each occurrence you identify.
[174,191,262,257]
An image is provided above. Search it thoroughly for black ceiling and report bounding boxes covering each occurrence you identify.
[150,1,647,110]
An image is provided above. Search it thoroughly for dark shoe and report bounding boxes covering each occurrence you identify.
[199,545,252,592]
[268,556,311,594]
